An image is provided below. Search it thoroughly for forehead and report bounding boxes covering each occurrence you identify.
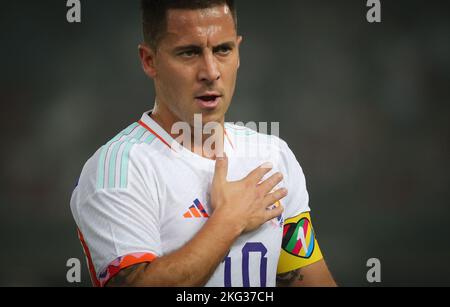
[163,5,236,46]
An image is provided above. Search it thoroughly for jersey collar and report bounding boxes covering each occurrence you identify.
[138,111,235,154]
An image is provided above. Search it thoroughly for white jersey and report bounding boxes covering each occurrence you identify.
[70,111,310,287]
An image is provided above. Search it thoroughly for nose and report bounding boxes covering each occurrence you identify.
[198,51,220,83]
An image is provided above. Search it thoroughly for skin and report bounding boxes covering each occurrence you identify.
[107,4,336,287]
[276,261,337,287]
[108,155,287,286]
[139,4,242,151]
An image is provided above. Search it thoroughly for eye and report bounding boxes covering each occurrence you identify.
[179,50,199,58]
[215,46,232,56]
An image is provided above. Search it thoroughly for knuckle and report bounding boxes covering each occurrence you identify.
[256,188,266,199]
[275,189,283,199]
[270,173,282,185]
[277,188,287,198]
[269,191,278,201]
[275,172,284,182]
[249,168,260,178]
[242,176,251,186]
[268,193,277,203]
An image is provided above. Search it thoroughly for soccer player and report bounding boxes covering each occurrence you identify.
[70,0,336,287]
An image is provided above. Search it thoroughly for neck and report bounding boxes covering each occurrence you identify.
[151,100,225,160]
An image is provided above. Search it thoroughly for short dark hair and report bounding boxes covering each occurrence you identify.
[141,0,237,49]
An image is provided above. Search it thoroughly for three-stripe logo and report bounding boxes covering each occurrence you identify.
[183,199,210,218]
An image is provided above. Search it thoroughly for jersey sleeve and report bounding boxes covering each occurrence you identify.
[277,142,323,274]
[279,141,310,218]
[70,145,161,287]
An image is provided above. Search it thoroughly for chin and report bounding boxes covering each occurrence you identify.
[200,111,225,124]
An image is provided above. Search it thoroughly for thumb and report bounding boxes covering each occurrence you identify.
[213,152,228,183]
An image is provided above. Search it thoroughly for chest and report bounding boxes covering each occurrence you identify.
[151,156,285,256]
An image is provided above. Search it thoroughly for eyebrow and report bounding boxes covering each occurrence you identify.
[173,41,236,53]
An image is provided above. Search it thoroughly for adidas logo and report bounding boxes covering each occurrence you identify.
[183,199,210,218]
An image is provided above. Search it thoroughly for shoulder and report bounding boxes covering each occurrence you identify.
[73,122,162,202]
[225,122,288,150]
[225,122,295,164]
[94,122,161,189]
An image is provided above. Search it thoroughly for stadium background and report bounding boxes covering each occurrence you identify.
[0,0,449,286]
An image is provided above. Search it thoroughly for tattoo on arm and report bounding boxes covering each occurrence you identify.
[106,263,149,287]
[276,268,304,287]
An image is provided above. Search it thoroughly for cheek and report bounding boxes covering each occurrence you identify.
[221,61,239,87]
[158,63,193,93]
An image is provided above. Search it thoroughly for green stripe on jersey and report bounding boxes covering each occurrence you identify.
[107,127,146,189]
[96,124,158,190]
[119,133,156,189]
[96,123,139,189]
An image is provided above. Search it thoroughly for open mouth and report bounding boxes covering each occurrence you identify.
[197,95,220,102]
[195,95,222,109]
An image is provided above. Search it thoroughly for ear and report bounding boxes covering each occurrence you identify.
[138,44,157,79]
[236,36,243,69]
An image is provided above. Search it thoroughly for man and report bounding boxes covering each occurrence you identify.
[70,0,336,287]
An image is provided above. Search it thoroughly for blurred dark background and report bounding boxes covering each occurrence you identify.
[0,0,449,286]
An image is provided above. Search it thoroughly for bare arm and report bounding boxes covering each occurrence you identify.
[276,259,337,287]
[107,211,242,287]
[107,156,287,287]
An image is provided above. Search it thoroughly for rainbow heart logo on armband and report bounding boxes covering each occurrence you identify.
[277,212,323,274]
[281,216,315,258]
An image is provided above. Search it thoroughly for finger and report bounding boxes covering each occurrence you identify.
[213,152,228,183]
[258,172,284,195]
[262,188,288,208]
[245,162,273,185]
[264,204,284,221]
[214,135,225,160]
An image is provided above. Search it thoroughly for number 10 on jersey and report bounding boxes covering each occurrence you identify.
[223,242,268,287]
